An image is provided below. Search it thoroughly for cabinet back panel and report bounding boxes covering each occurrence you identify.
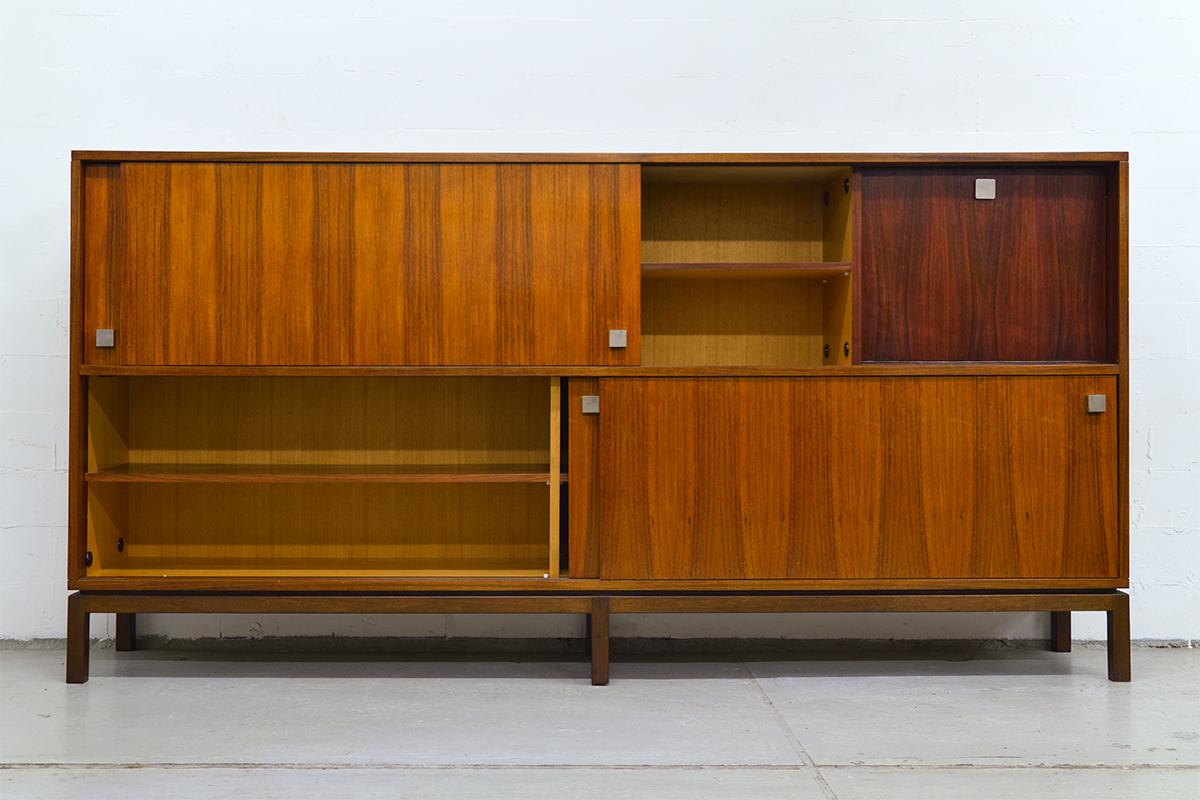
[87,483,548,574]
[81,162,640,366]
[598,377,1118,580]
[642,181,824,263]
[641,278,825,367]
[859,167,1111,361]
[90,376,550,467]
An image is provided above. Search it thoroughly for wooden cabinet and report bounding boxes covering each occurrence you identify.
[858,167,1114,362]
[591,377,1117,580]
[82,162,639,366]
[67,151,1130,685]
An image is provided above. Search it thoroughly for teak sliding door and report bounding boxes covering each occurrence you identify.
[594,377,1119,581]
[82,161,640,366]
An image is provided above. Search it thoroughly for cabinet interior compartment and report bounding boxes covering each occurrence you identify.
[85,376,560,576]
[640,165,853,367]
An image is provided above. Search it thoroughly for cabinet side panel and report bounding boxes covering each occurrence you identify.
[69,160,87,583]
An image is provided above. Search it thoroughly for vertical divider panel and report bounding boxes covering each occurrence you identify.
[548,378,562,576]
[567,378,601,577]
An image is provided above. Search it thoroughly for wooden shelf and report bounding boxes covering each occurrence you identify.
[86,557,551,578]
[642,262,851,279]
[87,463,565,485]
[79,363,1121,377]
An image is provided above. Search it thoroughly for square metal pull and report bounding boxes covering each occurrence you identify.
[1086,394,1107,413]
[95,329,115,348]
[608,329,628,349]
[975,178,997,200]
[581,395,600,414]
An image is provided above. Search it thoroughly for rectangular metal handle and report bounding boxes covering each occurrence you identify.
[1086,394,1107,413]
[95,329,115,348]
[581,395,600,414]
[608,329,627,349]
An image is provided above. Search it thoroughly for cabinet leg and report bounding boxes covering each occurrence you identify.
[66,593,90,684]
[589,596,610,686]
[115,613,136,652]
[585,612,592,656]
[1107,592,1131,682]
[1049,611,1071,652]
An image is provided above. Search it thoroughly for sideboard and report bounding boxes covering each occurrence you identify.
[65,151,1130,683]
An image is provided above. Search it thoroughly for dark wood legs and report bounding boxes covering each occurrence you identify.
[590,596,610,686]
[66,592,89,684]
[1107,592,1131,682]
[115,613,136,651]
[1049,611,1072,652]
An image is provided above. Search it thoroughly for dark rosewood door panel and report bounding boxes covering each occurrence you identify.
[597,377,1118,580]
[82,162,640,366]
[858,167,1112,362]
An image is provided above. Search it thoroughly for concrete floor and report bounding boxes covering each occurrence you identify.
[1,646,1197,799]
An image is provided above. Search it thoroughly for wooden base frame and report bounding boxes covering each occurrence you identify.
[66,591,1130,685]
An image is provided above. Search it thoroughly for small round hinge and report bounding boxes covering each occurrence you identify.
[84,551,93,567]
[843,177,850,194]
[823,190,830,206]
[843,341,851,357]
[116,537,125,553]
[823,343,830,359]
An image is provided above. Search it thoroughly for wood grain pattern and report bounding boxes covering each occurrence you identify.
[74,151,1129,164]
[641,179,825,263]
[641,278,826,367]
[567,378,602,578]
[822,273,852,365]
[598,377,1118,580]
[548,378,561,577]
[71,574,1126,592]
[859,167,1112,362]
[84,376,557,576]
[88,482,549,575]
[86,463,561,483]
[69,160,87,583]
[91,376,550,469]
[822,170,854,261]
[78,363,1121,377]
[1114,162,1130,580]
[605,592,1128,614]
[82,162,639,366]
[642,262,850,279]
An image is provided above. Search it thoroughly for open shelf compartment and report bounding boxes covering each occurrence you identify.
[641,165,854,367]
[86,376,562,578]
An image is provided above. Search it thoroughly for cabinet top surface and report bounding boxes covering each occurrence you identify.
[72,150,1128,164]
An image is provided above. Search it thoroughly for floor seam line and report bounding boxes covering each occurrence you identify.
[815,763,1200,771]
[0,763,818,771]
[744,661,841,800]
[5,762,1197,771]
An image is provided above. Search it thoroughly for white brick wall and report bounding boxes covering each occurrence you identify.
[1,0,1196,643]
